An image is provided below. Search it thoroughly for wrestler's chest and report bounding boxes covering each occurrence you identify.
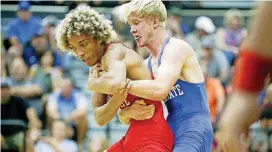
[151,61,159,78]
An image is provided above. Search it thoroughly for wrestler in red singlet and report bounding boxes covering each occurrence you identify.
[104,43,174,152]
[233,50,272,92]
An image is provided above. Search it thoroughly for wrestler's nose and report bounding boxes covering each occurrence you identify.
[130,25,137,34]
[77,48,85,57]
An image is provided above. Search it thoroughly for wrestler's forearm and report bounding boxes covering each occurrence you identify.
[89,61,127,94]
[88,77,116,94]
[219,91,261,133]
[242,2,272,57]
[129,80,168,101]
[93,95,124,126]
[88,74,125,94]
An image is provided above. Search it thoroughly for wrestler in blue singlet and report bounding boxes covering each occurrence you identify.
[148,37,213,152]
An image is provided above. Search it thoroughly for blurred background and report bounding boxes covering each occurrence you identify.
[1,0,271,152]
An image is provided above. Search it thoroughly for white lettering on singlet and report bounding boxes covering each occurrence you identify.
[120,100,131,108]
[164,84,184,102]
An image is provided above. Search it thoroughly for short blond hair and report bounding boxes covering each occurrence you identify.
[55,5,114,52]
[119,0,167,27]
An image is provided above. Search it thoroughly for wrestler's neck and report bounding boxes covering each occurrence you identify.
[146,28,168,58]
[105,30,121,46]
[99,35,120,63]
[102,33,120,55]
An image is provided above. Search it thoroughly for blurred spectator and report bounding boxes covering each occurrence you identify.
[199,35,230,85]
[41,15,60,51]
[47,78,88,144]
[246,80,272,152]
[186,16,216,58]
[22,28,64,68]
[62,55,89,93]
[88,134,109,152]
[4,1,41,49]
[240,132,252,152]
[1,80,41,150]
[27,120,78,152]
[7,57,49,116]
[6,45,22,69]
[168,7,190,36]
[29,51,63,92]
[250,106,272,152]
[201,64,225,126]
[216,9,247,65]
[112,6,133,42]
[166,15,183,39]
[258,82,272,107]
[1,52,7,79]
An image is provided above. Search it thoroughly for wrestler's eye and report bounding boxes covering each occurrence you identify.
[68,45,75,51]
[130,20,140,25]
[80,42,88,48]
[134,21,139,25]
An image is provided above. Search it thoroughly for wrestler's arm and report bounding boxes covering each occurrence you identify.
[118,99,155,125]
[128,41,191,101]
[219,1,272,132]
[217,2,272,152]
[118,59,154,125]
[88,46,127,95]
[92,90,128,126]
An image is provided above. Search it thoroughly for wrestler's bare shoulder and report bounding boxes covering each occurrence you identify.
[167,37,195,57]
[103,43,127,58]
[102,43,144,68]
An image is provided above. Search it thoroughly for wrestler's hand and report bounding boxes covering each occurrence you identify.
[122,99,155,120]
[88,64,106,90]
[215,128,241,152]
[89,63,105,78]
[116,78,133,94]
[112,79,131,103]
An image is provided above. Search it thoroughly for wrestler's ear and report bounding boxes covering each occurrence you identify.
[97,39,102,44]
[152,17,160,29]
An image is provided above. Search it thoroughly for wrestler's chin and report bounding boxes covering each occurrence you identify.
[136,41,145,48]
[85,58,96,67]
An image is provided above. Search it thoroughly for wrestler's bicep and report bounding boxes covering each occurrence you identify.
[155,42,189,91]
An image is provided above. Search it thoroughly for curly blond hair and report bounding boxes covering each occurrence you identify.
[119,0,167,28]
[55,5,115,51]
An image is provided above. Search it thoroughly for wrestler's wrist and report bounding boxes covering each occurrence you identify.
[127,80,134,92]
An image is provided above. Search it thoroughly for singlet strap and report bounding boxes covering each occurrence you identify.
[148,37,171,75]
[104,41,122,54]
[148,55,153,74]
[158,37,171,66]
